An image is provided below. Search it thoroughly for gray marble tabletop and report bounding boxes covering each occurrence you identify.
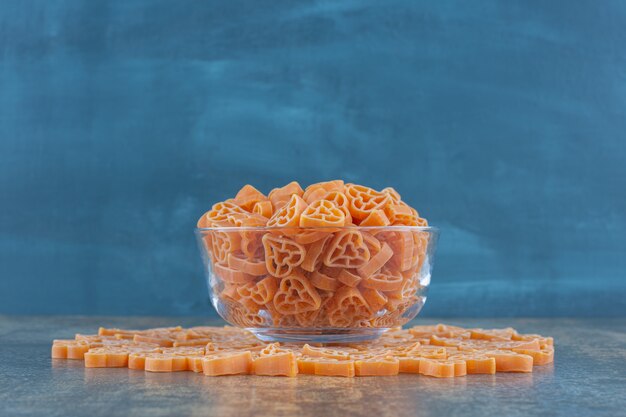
[1,316,624,417]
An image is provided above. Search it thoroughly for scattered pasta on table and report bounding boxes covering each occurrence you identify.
[52,323,554,378]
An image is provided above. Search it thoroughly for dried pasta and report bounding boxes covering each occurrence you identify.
[198,181,431,329]
[52,324,554,378]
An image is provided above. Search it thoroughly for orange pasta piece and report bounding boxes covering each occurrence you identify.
[303,187,329,204]
[85,344,162,368]
[236,276,278,306]
[229,212,267,226]
[361,231,382,256]
[302,344,355,360]
[296,356,317,374]
[227,251,268,276]
[253,345,298,377]
[314,358,355,377]
[385,276,419,303]
[362,266,403,292]
[323,191,352,224]
[200,200,247,225]
[458,338,541,352]
[197,213,211,228]
[429,335,464,347]
[383,342,420,362]
[483,351,534,372]
[253,200,273,218]
[361,288,388,313]
[356,242,393,278]
[470,328,516,341]
[509,339,542,350]
[133,334,176,348]
[128,352,151,370]
[419,358,467,378]
[381,187,402,203]
[323,230,371,268]
[220,283,242,302]
[410,345,449,360]
[210,231,241,264]
[376,231,415,272]
[300,200,346,228]
[512,333,554,347]
[173,339,211,347]
[295,290,333,327]
[267,194,308,230]
[115,326,184,345]
[344,184,393,222]
[326,286,372,327]
[302,180,344,201]
[378,328,420,345]
[219,212,248,227]
[234,185,266,212]
[511,347,554,366]
[50,340,72,359]
[51,340,91,360]
[196,201,245,228]
[253,352,298,377]
[293,230,334,245]
[174,327,214,341]
[237,215,268,260]
[369,311,408,328]
[265,302,299,327]
[294,309,322,327]
[310,270,340,291]
[84,347,131,368]
[98,327,145,337]
[143,353,189,372]
[397,356,422,374]
[319,265,342,278]
[410,230,429,270]
[360,209,390,227]
[301,235,331,272]
[384,203,418,225]
[203,351,253,376]
[337,269,362,287]
[228,304,268,328]
[354,356,399,376]
[214,262,256,284]
[388,344,422,371]
[408,324,470,339]
[262,234,306,278]
[385,291,413,312]
[268,182,304,211]
[273,273,322,315]
[162,346,206,356]
[187,356,206,373]
[448,353,496,374]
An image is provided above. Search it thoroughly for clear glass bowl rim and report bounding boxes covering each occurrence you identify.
[195,225,439,233]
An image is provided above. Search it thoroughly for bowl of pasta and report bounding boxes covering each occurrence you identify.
[195,181,439,342]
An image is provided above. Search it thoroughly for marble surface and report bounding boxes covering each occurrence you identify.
[0,316,624,417]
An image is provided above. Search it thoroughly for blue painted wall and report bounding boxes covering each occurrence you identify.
[1,0,625,317]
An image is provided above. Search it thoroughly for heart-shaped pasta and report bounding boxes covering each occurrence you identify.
[273,273,322,315]
[323,230,370,268]
[261,234,306,278]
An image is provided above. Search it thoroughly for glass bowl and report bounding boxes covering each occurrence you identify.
[195,226,439,343]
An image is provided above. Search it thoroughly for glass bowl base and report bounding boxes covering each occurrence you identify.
[248,327,388,343]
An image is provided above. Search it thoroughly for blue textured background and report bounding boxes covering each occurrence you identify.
[1,1,625,317]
